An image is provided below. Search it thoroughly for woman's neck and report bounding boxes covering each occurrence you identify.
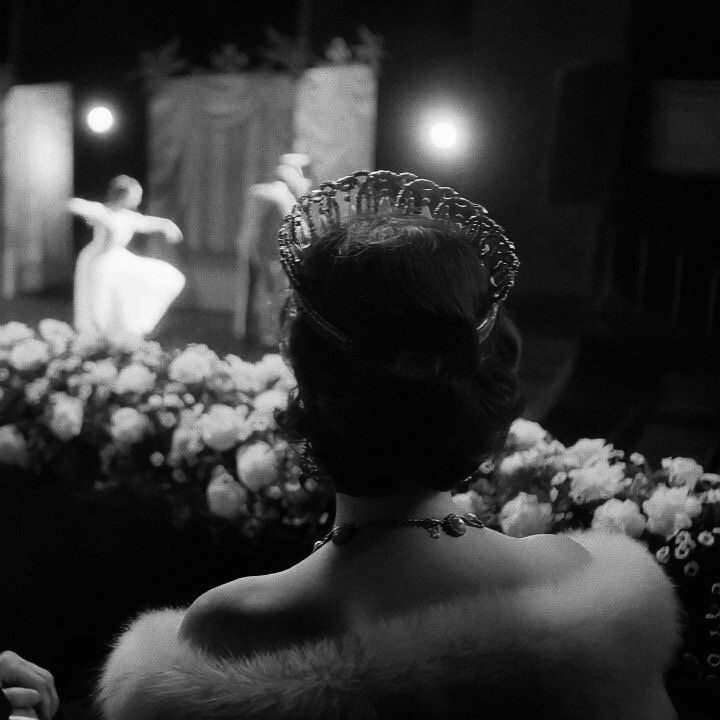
[333,486,457,525]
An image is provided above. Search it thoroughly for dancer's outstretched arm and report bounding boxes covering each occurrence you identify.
[67,198,111,225]
[131,213,183,243]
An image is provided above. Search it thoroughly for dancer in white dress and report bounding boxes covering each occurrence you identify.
[69,176,186,339]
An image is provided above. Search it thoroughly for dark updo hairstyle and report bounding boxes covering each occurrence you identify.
[282,215,522,497]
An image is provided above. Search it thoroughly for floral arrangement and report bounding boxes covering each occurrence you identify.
[452,418,720,687]
[453,418,720,541]
[3,319,718,553]
[0,320,332,542]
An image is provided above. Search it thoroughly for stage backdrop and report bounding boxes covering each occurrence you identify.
[147,65,377,311]
[1,83,73,299]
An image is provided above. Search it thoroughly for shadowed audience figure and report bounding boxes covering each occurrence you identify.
[99,171,680,720]
[234,154,312,347]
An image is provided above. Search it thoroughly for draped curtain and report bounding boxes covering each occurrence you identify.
[294,64,377,185]
[146,66,377,312]
[147,73,295,258]
[1,84,73,298]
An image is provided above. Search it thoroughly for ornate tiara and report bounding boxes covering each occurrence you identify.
[278,170,520,350]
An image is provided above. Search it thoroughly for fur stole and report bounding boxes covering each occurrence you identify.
[98,531,681,720]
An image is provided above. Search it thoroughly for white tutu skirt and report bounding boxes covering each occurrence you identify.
[74,241,186,338]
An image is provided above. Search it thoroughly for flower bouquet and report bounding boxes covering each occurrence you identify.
[0,320,333,544]
[453,418,720,689]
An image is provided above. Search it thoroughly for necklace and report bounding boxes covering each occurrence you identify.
[312,512,485,552]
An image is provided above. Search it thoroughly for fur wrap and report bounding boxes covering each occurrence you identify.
[97,531,681,720]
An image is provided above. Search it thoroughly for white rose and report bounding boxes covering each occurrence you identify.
[568,461,628,504]
[498,444,564,476]
[223,355,261,393]
[591,498,647,538]
[705,489,720,504]
[498,447,547,475]
[206,467,248,520]
[563,438,615,468]
[168,413,204,464]
[62,356,82,373]
[661,457,704,492]
[0,321,34,348]
[9,338,50,371]
[199,404,244,451]
[48,392,84,441]
[77,381,93,402]
[70,333,104,358]
[158,411,177,428]
[452,491,477,515]
[110,407,148,445]
[45,358,65,378]
[642,484,703,538]
[24,377,50,405]
[253,389,288,414]
[162,393,184,409]
[499,492,552,538]
[205,362,237,393]
[255,353,294,389]
[236,441,278,491]
[498,451,527,475]
[0,424,29,467]
[84,359,119,386]
[114,363,156,394]
[38,319,75,355]
[506,418,548,451]
[168,345,219,384]
[702,473,720,485]
[244,409,277,434]
[132,341,165,368]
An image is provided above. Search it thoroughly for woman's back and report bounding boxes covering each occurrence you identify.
[100,528,679,720]
[179,528,592,657]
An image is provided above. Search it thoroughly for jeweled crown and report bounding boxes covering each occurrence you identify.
[278,170,520,350]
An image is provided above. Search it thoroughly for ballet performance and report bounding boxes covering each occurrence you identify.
[69,175,186,339]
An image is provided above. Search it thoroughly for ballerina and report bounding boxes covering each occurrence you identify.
[69,175,186,339]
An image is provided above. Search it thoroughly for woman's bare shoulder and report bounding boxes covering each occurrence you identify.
[179,572,333,657]
[180,576,272,647]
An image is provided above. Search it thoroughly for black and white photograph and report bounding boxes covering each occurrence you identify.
[0,1,718,718]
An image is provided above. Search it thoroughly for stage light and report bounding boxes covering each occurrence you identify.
[86,105,115,134]
[429,121,459,149]
[420,107,471,160]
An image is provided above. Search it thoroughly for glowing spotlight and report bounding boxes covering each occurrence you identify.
[86,105,115,134]
[429,121,459,149]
